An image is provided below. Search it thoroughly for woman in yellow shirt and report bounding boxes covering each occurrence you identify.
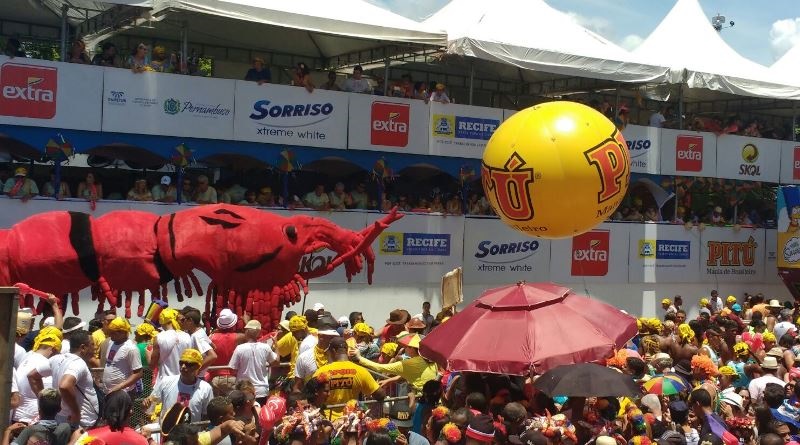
[349,334,438,394]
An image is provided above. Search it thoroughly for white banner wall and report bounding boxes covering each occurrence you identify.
[368,212,464,284]
[462,217,551,284]
[234,82,349,148]
[715,135,781,183]
[622,124,661,174]
[429,102,502,158]
[102,69,235,139]
[503,109,518,121]
[347,95,428,154]
[549,223,630,283]
[699,227,766,283]
[628,224,701,283]
[765,229,778,282]
[0,56,102,131]
[780,142,800,184]
[660,128,717,177]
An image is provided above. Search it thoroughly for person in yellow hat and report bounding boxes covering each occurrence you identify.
[3,166,39,202]
[14,326,62,423]
[350,333,438,395]
[100,316,143,395]
[151,307,192,387]
[143,348,214,423]
[661,298,677,316]
[352,322,379,360]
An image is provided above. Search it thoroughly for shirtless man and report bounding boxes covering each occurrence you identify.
[668,323,700,363]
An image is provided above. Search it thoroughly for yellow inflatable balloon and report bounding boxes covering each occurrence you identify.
[481,101,630,239]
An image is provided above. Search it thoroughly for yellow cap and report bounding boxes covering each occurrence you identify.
[289,315,308,332]
[352,322,371,336]
[661,298,671,305]
[108,316,131,332]
[726,295,737,304]
[33,326,63,352]
[180,348,203,367]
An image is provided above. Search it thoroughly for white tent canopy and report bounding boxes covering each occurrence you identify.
[632,0,800,99]
[422,0,670,84]
[772,43,800,86]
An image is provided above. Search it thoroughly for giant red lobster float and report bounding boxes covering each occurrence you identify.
[0,204,402,330]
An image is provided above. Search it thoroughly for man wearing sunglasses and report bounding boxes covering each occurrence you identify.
[144,348,214,423]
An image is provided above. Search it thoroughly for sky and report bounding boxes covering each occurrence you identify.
[371,0,800,66]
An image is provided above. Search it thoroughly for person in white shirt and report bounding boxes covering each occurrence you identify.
[144,348,214,423]
[293,326,339,391]
[709,290,724,314]
[151,307,192,386]
[180,307,218,373]
[100,317,143,395]
[748,356,785,404]
[14,326,62,423]
[51,330,99,428]
[229,320,279,404]
[341,65,372,94]
[59,317,86,354]
[649,106,667,128]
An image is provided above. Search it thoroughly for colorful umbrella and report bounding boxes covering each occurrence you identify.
[661,372,691,388]
[398,333,423,349]
[642,376,688,395]
[419,282,638,375]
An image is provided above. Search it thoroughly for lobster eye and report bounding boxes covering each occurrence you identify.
[285,225,297,241]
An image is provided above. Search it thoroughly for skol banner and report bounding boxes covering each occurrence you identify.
[699,226,765,282]
[0,56,103,131]
[628,223,701,283]
[462,217,551,285]
[369,212,464,284]
[549,223,630,283]
[778,186,800,269]
[622,124,661,174]
[429,102,502,158]
[715,134,781,183]
[233,82,349,149]
[659,128,717,178]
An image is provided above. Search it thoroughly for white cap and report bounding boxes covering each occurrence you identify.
[313,303,325,312]
[217,308,238,330]
[411,313,424,321]
[161,175,172,185]
[337,316,349,325]
[43,317,55,327]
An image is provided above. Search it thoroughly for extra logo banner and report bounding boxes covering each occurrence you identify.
[0,56,102,131]
[660,128,717,177]
[549,224,630,284]
[428,102,502,159]
[347,95,428,154]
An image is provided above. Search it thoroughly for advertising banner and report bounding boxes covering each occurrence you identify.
[659,128,717,177]
[0,56,102,131]
[549,223,630,283]
[234,82,348,149]
[429,102,502,158]
[780,142,800,185]
[627,223,701,283]
[369,212,464,284]
[347,94,428,154]
[622,124,661,174]
[699,226,765,282]
[715,135,781,183]
[271,209,368,283]
[102,69,235,139]
[778,186,800,269]
[462,217,551,284]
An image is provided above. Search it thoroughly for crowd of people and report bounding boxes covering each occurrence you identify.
[6,289,800,445]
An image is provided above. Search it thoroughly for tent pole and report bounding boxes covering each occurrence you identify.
[60,4,69,61]
[181,22,188,74]
[469,62,475,105]
[678,84,684,130]
[383,57,390,96]
[793,101,797,142]
[614,84,620,115]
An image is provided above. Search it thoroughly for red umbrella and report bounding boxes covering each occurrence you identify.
[419,282,638,375]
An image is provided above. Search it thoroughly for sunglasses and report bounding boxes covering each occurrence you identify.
[179,361,198,367]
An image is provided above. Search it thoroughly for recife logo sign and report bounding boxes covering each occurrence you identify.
[638,240,691,260]
[0,63,57,119]
[432,114,499,140]
[379,232,450,256]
